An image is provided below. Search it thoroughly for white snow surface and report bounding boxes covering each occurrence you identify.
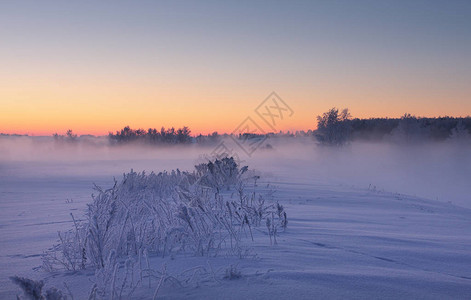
[1,140,470,299]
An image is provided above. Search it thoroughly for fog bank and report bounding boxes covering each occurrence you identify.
[1,136,470,208]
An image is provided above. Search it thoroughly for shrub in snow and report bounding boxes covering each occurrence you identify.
[43,157,287,273]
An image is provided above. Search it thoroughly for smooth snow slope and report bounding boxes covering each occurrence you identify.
[144,180,471,299]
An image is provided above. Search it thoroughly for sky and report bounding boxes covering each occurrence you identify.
[1,0,470,136]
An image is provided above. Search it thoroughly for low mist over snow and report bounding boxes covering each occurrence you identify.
[1,136,469,207]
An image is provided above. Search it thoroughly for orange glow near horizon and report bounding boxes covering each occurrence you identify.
[2,74,471,136]
[2,87,470,136]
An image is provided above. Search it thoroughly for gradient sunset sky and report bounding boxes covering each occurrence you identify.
[1,0,470,135]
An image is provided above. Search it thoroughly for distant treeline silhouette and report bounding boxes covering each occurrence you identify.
[3,112,470,146]
[350,115,471,141]
[109,126,193,144]
[315,108,471,146]
[107,126,309,145]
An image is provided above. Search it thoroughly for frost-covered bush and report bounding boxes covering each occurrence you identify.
[43,157,287,273]
[194,157,243,189]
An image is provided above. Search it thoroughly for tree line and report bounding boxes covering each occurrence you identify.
[8,110,469,146]
[108,126,192,144]
[315,108,471,146]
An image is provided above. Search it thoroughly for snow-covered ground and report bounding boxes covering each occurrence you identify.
[1,140,470,299]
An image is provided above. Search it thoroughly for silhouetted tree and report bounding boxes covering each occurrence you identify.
[315,108,352,146]
[66,129,77,141]
[53,129,77,143]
